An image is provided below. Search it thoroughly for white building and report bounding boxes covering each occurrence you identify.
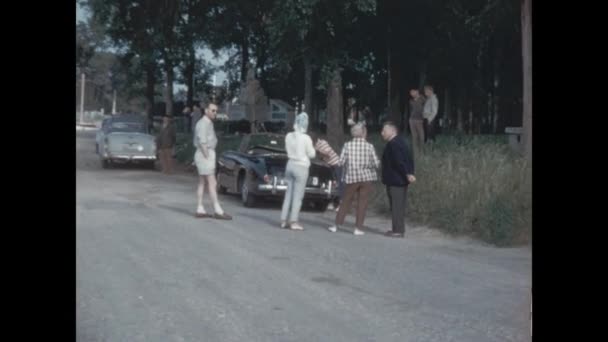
[225,98,293,122]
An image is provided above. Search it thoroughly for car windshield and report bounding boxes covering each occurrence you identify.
[247,135,285,152]
[109,121,146,133]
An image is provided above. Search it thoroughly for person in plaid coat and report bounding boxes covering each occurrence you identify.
[327,123,380,236]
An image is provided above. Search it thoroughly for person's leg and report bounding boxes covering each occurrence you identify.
[280,164,295,224]
[386,186,395,232]
[409,120,419,153]
[206,174,226,215]
[333,166,343,206]
[389,186,407,234]
[416,120,425,149]
[423,119,429,143]
[196,175,207,214]
[335,183,357,226]
[355,182,372,230]
[288,165,309,224]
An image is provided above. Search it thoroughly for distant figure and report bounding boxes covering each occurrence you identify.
[381,121,416,238]
[280,112,316,230]
[328,123,380,236]
[409,89,425,153]
[156,115,176,174]
[423,85,439,143]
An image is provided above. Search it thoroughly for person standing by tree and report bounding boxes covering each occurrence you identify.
[380,121,416,238]
[328,123,380,236]
[156,115,176,174]
[423,85,439,143]
[280,112,316,230]
[408,89,425,153]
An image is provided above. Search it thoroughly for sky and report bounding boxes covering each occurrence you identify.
[77,2,228,89]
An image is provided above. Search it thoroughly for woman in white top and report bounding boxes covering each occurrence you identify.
[280,112,316,230]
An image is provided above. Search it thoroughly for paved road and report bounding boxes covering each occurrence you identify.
[77,130,531,342]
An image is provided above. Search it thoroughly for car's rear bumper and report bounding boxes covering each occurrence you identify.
[256,184,336,200]
[103,153,156,162]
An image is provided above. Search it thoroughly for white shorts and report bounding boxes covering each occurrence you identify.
[194,149,216,176]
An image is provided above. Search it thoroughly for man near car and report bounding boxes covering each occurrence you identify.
[194,102,232,220]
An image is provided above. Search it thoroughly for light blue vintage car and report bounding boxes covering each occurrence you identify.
[96,114,157,169]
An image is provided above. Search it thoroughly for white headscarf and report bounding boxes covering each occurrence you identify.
[293,112,309,133]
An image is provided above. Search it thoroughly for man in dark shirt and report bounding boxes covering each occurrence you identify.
[381,121,416,238]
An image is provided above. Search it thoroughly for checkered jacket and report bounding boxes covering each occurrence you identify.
[339,138,380,184]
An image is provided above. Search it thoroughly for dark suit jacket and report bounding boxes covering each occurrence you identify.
[382,135,415,186]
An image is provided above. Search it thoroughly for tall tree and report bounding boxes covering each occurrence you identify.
[521,0,532,161]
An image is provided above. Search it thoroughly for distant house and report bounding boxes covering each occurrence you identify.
[268,99,293,122]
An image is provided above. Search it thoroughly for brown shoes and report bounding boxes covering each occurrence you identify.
[213,213,233,220]
[195,213,212,218]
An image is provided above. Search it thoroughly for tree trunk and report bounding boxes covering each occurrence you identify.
[444,88,450,132]
[186,46,195,108]
[303,54,313,116]
[522,0,532,161]
[418,61,427,90]
[326,68,344,150]
[240,34,250,83]
[145,61,156,122]
[387,35,391,121]
[164,59,174,116]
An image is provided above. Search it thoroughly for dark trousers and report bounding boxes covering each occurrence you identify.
[423,119,435,142]
[336,182,373,229]
[386,185,408,234]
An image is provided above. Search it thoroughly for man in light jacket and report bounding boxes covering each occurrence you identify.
[423,85,439,143]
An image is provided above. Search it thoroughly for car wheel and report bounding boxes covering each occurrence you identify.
[216,173,228,194]
[145,161,156,170]
[239,173,256,207]
[101,158,110,169]
[313,200,330,212]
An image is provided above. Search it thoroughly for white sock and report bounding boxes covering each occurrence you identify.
[213,203,224,215]
[196,205,206,214]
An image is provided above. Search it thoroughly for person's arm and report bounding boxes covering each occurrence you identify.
[369,144,380,169]
[428,97,438,122]
[339,144,348,166]
[305,136,316,159]
[197,119,209,158]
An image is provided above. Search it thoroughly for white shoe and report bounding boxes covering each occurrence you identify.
[327,203,335,211]
[328,226,338,233]
[353,229,365,236]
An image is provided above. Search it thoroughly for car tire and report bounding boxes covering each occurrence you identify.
[313,200,330,212]
[239,172,256,207]
[216,173,228,194]
[145,161,156,170]
[101,158,110,169]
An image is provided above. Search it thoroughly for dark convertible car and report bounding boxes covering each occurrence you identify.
[216,133,339,210]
